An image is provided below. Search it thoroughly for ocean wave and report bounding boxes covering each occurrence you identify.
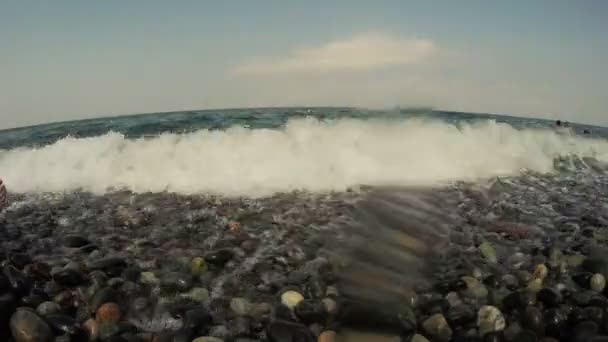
[0,117,607,197]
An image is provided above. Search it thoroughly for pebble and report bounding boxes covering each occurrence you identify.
[422,313,452,342]
[533,264,548,280]
[318,330,337,342]
[140,271,159,285]
[193,337,224,342]
[411,334,431,342]
[281,291,304,310]
[95,302,121,324]
[36,301,61,316]
[591,273,606,292]
[10,308,54,342]
[479,242,498,264]
[230,297,252,316]
[478,305,506,337]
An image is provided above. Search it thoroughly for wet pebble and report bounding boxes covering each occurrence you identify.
[10,308,53,342]
[478,305,506,337]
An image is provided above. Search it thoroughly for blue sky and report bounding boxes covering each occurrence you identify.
[1,1,607,129]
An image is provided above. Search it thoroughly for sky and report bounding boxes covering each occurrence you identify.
[1,0,607,129]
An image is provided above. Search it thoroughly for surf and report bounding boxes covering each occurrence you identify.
[0,117,606,197]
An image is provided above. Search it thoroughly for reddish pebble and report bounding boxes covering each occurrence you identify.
[96,302,121,323]
[318,330,337,342]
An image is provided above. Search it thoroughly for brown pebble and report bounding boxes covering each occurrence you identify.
[83,318,99,341]
[318,330,337,342]
[95,302,121,323]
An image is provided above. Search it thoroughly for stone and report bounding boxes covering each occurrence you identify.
[422,313,452,342]
[10,308,53,342]
[266,320,314,342]
[411,334,431,342]
[321,298,337,315]
[63,234,91,248]
[477,305,506,337]
[533,264,548,280]
[36,301,61,316]
[294,300,326,324]
[95,302,121,324]
[230,298,252,316]
[181,287,209,303]
[281,291,304,310]
[479,242,498,264]
[591,273,606,292]
[140,272,159,285]
[191,257,208,276]
[83,318,99,341]
[193,337,224,342]
[318,330,337,342]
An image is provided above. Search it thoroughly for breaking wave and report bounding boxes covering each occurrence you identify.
[0,117,607,197]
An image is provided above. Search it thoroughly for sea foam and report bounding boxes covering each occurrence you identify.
[1,117,607,197]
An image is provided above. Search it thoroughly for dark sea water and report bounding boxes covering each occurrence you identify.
[0,107,607,150]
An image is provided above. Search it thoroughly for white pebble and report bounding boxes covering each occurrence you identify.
[591,273,606,292]
[281,290,304,309]
[477,305,506,336]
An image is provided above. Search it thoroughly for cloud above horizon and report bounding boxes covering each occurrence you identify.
[233,32,437,75]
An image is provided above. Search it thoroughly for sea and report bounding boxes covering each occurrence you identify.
[0,107,607,197]
[2,107,608,339]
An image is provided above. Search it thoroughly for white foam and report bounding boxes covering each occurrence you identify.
[1,117,607,197]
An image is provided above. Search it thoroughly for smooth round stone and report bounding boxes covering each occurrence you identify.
[191,257,208,276]
[321,298,337,315]
[140,272,159,285]
[446,305,476,327]
[501,274,519,290]
[181,287,210,303]
[281,291,304,310]
[522,306,544,333]
[533,264,548,280]
[411,334,431,342]
[536,288,561,307]
[591,274,606,292]
[193,337,224,342]
[10,308,53,342]
[484,331,506,342]
[543,308,566,339]
[572,321,599,342]
[503,322,523,341]
[583,306,604,325]
[230,298,252,316]
[462,276,489,299]
[182,308,213,330]
[36,301,61,316]
[96,302,121,324]
[325,286,339,297]
[318,330,338,342]
[478,305,506,337]
[527,278,543,292]
[422,313,452,342]
[479,242,498,264]
[161,272,192,292]
[513,330,537,342]
[63,234,91,248]
[209,325,229,339]
[204,249,234,267]
[294,300,326,324]
[90,287,120,313]
[446,292,463,307]
[266,320,314,342]
[45,314,79,335]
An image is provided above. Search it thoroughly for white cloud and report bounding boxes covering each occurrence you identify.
[233,32,437,75]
